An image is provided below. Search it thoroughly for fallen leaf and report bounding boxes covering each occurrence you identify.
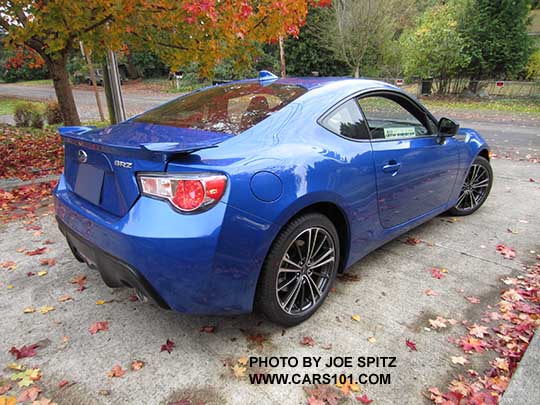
[300,336,316,346]
[0,383,12,395]
[37,271,48,277]
[367,337,376,344]
[7,284,14,289]
[351,314,361,321]
[232,363,246,378]
[429,316,448,329]
[6,363,24,371]
[336,380,360,395]
[161,339,175,353]
[424,289,439,296]
[429,268,445,279]
[238,356,248,365]
[356,394,374,404]
[0,261,16,270]
[496,244,516,260]
[405,236,421,245]
[39,258,56,266]
[465,296,480,304]
[57,380,69,388]
[246,333,267,348]
[304,385,343,405]
[199,325,215,333]
[95,300,106,305]
[27,272,35,277]
[17,386,42,402]
[9,344,39,359]
[131,360,145,370]
[23,307,35,314]
[493,358,509,372]
[26,247,47,256]
[70,275,87,291]
[469,324,489,338]
[107,365,125,378]
[89,321,109,335]
[405,339,417,351]
[10,368,40,387]
[57,294,72,302]
[128,294,138,302]
[39,306,55,314]
[459,336,487,353]
[451,356,468,365]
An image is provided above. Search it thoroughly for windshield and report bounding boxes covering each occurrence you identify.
[134,82,307,135]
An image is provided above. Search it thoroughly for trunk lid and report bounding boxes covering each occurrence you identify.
[60,122,232,217]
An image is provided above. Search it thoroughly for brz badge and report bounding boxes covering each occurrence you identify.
[114,160,133,169]
[77,149,88,163]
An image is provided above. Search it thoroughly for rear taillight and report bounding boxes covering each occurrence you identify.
[137,173,227,213]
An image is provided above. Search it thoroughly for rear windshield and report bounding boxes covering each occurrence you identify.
[134,82,307,135]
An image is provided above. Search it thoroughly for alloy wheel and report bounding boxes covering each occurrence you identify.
[276,227,336,316]
[456,164,490,211]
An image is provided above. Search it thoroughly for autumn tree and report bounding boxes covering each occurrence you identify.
[0,0,330,125]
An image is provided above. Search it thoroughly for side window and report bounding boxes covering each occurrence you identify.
[321,99,370,140]
[358,96,435,140]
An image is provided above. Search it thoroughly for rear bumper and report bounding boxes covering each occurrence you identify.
[53,174,277,315]
[57,218,170,309]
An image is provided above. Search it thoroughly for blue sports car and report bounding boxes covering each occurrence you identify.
[54,72,493,326]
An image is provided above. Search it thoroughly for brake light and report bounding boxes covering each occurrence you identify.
[138,173,227,212]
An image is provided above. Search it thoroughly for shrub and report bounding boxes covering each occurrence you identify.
[44,101,63,125]
[13,102,45,129]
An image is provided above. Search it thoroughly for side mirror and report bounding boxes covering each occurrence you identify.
[438,117,459,137]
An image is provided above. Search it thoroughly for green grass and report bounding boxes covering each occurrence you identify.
[0,97,45,115]
[15,79,53,86]
[422,97,540,114]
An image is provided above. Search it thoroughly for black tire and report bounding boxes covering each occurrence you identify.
[447,155,493,216]
[256,213,340,326]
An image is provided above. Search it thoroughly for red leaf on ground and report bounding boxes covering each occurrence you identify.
[161,339,176,353]
[0,382,12,395]
[356,394,374,404]
[107,364,126,378]
[9,343,39,359]
[0,260,16,269]
[429,268,444,279]
[128,294,139,302]
[70,275,87,291]
[27,271,35,277]
[199,325,215,333]
[43,239,55,245]
[405,236,421,245]
[18,386,42,402]
[459,336,487,353]
[304,385,343,405]
[89,321,109,335]
[406,339,417,351]
[496,244,516,259]
[247,333,268,347]
[465,296,480,304]
[300,336,316,346]
[26,247,47,256]
[40,258,56,266]
[58,380,69,388]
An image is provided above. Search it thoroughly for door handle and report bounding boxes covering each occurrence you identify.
[382,160,401,175]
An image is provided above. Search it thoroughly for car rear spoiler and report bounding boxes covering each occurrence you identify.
[58,126,219,157]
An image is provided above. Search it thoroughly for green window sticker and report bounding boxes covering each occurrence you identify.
[383,127,416,139]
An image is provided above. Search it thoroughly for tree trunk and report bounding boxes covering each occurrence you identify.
[47,57,80,126]
[278,36,286,78]
[354,65,360,78]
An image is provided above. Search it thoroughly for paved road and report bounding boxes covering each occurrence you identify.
[1,158,539,405]
[1,83,538,160]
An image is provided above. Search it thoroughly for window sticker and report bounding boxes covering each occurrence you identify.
[383,127,416,139]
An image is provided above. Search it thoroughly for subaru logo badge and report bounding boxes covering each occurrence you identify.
[77,149,88,163]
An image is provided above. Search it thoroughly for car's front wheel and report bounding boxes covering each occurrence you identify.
[257,213,340,326]
[447,155,493,216]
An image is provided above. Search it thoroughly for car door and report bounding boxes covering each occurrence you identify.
[357,92,460,229]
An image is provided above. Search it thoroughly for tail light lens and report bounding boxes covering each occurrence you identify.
[137,173,227,213]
